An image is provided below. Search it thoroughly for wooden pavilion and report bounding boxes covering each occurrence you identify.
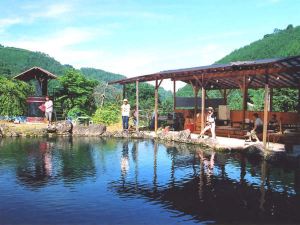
[109,55,300,149]
[14,67,57,122]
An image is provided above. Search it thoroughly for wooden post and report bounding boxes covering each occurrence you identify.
[263,81,270,150]
[173,80,176,111]
[201,87,206,132]
[242,76,248,129]
[155,79,158,134]
[192,84,200,124]
[223,89,227,105]
[122,84,126,99]
[136,80,139,132]
[270,88,273,112]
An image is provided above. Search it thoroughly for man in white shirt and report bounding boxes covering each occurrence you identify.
[121,99,130,131]
[44,96,53,125]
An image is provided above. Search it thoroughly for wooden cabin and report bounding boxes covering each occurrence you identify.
[14,67,57,123]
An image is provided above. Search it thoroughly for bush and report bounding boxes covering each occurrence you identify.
[67,107,88,119]
[92,104,120,125]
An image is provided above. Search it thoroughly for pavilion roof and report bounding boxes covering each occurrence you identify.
[14,67,58,81]
[109,55,300,89]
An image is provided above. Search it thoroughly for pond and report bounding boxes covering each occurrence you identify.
[0,137,299,225]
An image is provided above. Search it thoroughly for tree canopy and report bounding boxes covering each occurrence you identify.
[0,77,33,116]
[56,69,99,116]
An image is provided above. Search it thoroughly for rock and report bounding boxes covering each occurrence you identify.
[0,124,8,137]
[158,130,191,143]
[131,131,145,139]
[52,121,72,135]
[72,124,106,136]
[177,129,191,142]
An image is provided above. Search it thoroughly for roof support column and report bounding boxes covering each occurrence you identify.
[269,88,273,112]
[201,86,206,132]
[242,76,248,129]
[219,89,230,105]
[263,76,270,151]
[136,80,139,132]
[223,89,228,105]
[173,80,176,111]
[192,84,200,127]
[155,79,163,134]
[123,84,126,99]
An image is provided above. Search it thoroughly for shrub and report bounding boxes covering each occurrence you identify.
[92,104,120,125]
[67,107,88,119]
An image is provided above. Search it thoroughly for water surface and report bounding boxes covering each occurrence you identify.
[0,137,299,225]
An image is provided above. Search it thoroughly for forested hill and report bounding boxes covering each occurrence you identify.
[80,68,124,83]
[216,24,300,63]
[0,45,67,77]
[0,44,126,83]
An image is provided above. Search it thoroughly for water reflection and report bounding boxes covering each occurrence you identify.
[16,140,54,188]
[110,142,300,224]
[1,138,300,224]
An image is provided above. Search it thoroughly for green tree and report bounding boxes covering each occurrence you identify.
[56,69,98,116]
[0,77,33,116]
[92,103,120,125]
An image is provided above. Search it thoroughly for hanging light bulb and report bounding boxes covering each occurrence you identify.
[276,76,280,80]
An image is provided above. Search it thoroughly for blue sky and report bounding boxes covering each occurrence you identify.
[1,0,299,90]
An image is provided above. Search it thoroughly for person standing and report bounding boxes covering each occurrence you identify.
[121,99,130,131]
[44,96,53,125]
[199,107,216,139]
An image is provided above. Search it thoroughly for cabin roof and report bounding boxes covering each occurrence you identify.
[14,67,58,81]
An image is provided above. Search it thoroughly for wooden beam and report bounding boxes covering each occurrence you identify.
[172,67,290,82]
[158,79,163,88]
[263,76,270,150]
[136,80,139,132]
[173,80,176,110]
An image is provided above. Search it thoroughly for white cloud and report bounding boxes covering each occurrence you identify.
[3,26,107,66]
[29,3,73,20]
[0,18,22,32]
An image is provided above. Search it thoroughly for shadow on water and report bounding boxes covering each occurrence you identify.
[0,137,300,224]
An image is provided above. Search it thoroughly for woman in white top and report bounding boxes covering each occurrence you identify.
[199,107,216,139]
[44,96,53,125]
